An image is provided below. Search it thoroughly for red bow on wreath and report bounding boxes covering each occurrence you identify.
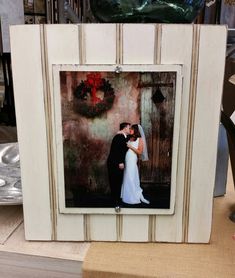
[85,73,103,105]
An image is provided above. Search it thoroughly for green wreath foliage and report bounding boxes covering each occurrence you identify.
[73,76,115,118]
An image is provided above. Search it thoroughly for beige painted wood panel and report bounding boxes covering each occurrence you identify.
[56,214,85,241]
[156,24,194,242]
[89,215,117,241]
[10,25,52,240]
[82,24,117,64]
[45,24,84,241]
[45,24,80,66]
[188,25,227,243]
[122,24,156,64]
[121,215,149,242]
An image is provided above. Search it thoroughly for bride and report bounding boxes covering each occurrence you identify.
[121,124,150,205]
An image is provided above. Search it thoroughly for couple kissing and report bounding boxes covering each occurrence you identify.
[107,122,150,212]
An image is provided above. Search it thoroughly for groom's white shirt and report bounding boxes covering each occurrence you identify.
[117,131,127,138]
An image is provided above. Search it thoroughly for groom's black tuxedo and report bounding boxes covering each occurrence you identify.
[107,133,129,206]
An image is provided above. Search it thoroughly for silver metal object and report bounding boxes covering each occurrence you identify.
[115,206,121,213]
[0,143,22,205]
[115,66,122,74]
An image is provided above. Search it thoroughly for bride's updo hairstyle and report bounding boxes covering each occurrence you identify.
[131,124,141,140]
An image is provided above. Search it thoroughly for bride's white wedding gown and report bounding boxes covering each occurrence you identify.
[121,138,149,204]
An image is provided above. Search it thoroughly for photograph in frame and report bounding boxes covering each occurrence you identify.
[55,66,180,212]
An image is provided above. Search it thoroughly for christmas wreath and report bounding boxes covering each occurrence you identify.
[73,73,115,118]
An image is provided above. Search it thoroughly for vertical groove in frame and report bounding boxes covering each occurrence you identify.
[182,25,201,243]
[148,215,156,242]
[78,24,86,240]
[153,24,160,242]
[40,25,57,240]
[79,24,85,64]
[116,215,123,241]
[152,216,156,242]
[148,216,152,241]
[155,24,162,64]
[83,215,86,241]
[116,24,123,65]
[116,24,120,64]
[120,24,123,65]
[84,215,91,241]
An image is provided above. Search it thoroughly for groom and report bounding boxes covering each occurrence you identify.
[107,122,131,211]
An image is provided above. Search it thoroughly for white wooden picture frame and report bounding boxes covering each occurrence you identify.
[10,24,227,243]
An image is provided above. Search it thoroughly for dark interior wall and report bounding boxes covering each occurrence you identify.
[222,56,235,185]
[222,57,235,116]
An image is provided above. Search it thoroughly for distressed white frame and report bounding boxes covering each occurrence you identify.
[10,24,226,242]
